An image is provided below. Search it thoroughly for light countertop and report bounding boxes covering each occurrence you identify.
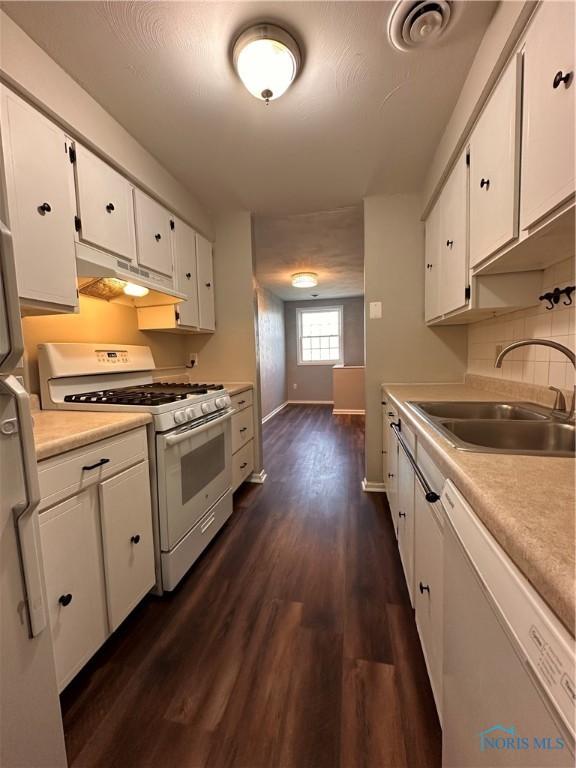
[382,381,575,635]
[32,409,152,461]
[221,382,253,396]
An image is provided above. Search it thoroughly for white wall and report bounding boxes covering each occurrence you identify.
[257,287,286,419]
[363,194,468,484]
[0,10,213,238]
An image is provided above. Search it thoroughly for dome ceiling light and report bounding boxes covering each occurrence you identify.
[233,24,301,104]
[292,272,318,288]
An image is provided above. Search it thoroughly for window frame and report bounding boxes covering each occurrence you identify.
[296,305,344,366]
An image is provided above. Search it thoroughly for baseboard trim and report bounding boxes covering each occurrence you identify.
[286,400,334,405]
[249,470,268,485]
[362,478,386,493]
[261,402,288,424]
[332,408,366,415]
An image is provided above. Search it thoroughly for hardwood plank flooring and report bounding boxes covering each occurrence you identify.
[61,404,441,768]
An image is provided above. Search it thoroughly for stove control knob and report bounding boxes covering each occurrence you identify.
[201,401,214,414]
[174,410,187,424]
[215,396,228,409]
[185,407,196,420]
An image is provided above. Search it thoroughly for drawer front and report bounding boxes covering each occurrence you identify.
[38,427,148,511]
[232,440,254,491]
[99,461,155,631]
[39,489,108,691]
[231,388,253,412]
[231,406,254,454]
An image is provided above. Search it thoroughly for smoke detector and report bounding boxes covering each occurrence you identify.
[388,1,454,52]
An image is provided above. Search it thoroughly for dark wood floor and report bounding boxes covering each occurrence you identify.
[61,405,441,768]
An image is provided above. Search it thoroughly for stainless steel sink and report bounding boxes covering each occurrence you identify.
[408,401,575,457]
[414,401,549,421]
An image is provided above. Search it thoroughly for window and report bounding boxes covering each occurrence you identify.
[297,306,343,365]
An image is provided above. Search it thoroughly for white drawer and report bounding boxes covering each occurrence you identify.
[231,406,254,454]
[230,388,253,412]
[38,427,148,511]
[232,440,253,491]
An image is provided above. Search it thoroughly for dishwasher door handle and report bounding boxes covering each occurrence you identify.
[390,421,440,503]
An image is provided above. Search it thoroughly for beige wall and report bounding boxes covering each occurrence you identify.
[363,194,468,484]
[284,296,364,402]
[333,366,365,412]
[257,286,286,419]
[0,10,213,238]
[22,295,187,394]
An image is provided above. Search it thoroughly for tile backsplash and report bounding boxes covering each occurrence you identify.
[468,257,575,391]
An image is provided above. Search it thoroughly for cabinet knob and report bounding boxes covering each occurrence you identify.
[553,70,573,89]
[446,239,454,248]
[239,427,247,433]
[155,233,162,241]
[37,202,52,215]
[238,400,246,405]
[419,581,430,595]
[205,282,212,288]
[426,263,433,269]
[58,593,73,607]
[130,534,141,544]
[387,473,395,478]
[480,178,490,190]
[105,202,115,213]
[240,462,248,469]
[185,272,192,279]
[399,511,406,518]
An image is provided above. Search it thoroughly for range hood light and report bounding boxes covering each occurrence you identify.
[123,282,150,298]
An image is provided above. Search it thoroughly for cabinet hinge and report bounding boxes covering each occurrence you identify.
[465,150,470,167]
[68,146,77,164]
[74,215,81,232]
[465,285,471,301]
[170,219,175,230]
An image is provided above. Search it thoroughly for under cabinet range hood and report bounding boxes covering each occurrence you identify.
[75,242,186,306]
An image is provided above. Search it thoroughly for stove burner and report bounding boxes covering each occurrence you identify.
[63,382,225,406]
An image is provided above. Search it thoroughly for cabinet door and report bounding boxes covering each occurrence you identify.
[424,201,441,321]
[0,87,77,309]
[521,1,575,230]
[469,55,521,266]
[384,412,399,531]
[134,189,173,278]
[196,234,215,331]
[73,144,136,262]
[397,447,415,604]
[172,217,199,328]
[99,461,155,631]
[414,488,443,718]
[439,152,468,315]
[39,489,108,691]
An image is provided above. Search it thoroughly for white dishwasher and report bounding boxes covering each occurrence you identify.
[442,480,575,768]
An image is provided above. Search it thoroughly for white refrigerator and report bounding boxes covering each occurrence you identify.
[0,221,67,767]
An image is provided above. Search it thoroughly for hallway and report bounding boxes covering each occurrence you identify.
[61,405,441,768]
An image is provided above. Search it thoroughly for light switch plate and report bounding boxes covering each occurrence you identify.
[369,301,382,319]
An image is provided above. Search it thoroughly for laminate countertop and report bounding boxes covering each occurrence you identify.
[32,408,152,461]
[382,381,575,636]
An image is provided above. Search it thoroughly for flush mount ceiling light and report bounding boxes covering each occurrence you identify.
[292,272,318,288]
[388,1,453,52]
[233,23,301,103]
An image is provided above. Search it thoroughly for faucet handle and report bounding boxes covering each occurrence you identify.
[549,386,567,413]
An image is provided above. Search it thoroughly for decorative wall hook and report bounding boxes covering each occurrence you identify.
[539,286,575,310]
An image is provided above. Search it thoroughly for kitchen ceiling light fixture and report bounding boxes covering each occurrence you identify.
[291,272,318,288]
[233,24,301,104]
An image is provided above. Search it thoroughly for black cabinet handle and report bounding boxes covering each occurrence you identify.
[426,263,433,269]
[37,202,52,215]
[155,233,162,241]
[387,473,395,479]
[399,511,406,518]
[239,427,247,433]
[105,202,115,213]
[446,239,454,248]
[205,282,212,288]
[419,582,430,595]
[185,272,192,279]
[59,593,73,607]
[240,462,248,469]
[553,70,573,89]
[238,400,246,405]
[130,534,141,544]
[480,178,490,190]
[82,458,110,471]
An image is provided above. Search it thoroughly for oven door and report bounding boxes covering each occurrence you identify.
[156,409,232,551]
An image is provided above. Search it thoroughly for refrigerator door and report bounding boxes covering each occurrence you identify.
[0,221,24,373]
[0,379,67,767]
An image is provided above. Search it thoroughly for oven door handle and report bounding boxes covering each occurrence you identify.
[163,409,233,447]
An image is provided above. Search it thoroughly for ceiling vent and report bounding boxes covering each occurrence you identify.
[388,1,453,52]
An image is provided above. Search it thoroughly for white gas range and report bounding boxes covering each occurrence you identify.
[38,342,234,592]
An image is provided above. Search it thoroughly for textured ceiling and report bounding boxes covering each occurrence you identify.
[3,1,496,216]
[254,206,363,300]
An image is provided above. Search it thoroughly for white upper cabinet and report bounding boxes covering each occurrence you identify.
[424,201,441,322]
[172,217,199,328]
[0,86,78,311]
[73,144,136,262]
[469,55,521,268]
[196,233,215,331]
[134,189,173,278]
[438,152,468,316]
[521,1,575,230]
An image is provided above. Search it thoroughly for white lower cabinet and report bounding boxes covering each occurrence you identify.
[39,489,108,691]
[231,389,254,491]
[99,461,155,632]
[396,433,415,604]
[383,405,399,530]
[38,428,154,690]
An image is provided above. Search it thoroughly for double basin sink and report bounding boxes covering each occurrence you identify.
[408,401,575,457]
